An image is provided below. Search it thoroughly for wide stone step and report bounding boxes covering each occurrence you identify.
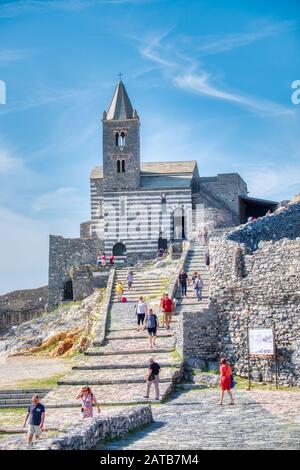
[74,353,181,369]
[0,398,39,405]
[58,367,178,385]
[44,382,175,406]
[85,347,174,356]
[104,331,174,341]
[0,404,30,409]
[73,361,181,370]
[101,336,174,351]
[106,320,179,331]
[92,329,174,350]
[0,389,51,395]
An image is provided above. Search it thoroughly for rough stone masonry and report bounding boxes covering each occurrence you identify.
[177,196,300,386]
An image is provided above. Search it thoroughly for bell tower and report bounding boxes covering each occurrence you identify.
[102,80,140,192]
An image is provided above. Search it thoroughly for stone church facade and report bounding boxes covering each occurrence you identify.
[48,81,277,308]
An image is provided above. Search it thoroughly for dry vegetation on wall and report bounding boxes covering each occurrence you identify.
[1,290,105,358]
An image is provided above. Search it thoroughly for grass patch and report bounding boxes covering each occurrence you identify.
[170,349,182,361]
[1,373,67,391]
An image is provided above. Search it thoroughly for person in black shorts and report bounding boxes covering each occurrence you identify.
[145,308,159,349]
[135,296,148,331]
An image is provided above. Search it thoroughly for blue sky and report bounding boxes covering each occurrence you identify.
[0,0,299,294]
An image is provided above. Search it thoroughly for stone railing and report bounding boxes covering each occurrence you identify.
[96,267,116,346]
[34,406,153,450]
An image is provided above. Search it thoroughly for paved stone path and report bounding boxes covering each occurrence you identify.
[99,389,300,450]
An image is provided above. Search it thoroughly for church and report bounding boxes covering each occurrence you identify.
[48,80,277,308]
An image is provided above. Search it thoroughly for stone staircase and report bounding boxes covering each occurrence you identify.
[175,243,210,314]
[43,260,183,408]
[111,267,168,302]
[0,389,51,408]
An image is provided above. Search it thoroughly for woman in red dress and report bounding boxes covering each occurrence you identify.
[217,358,235,405]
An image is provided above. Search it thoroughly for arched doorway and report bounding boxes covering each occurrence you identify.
[112,242,126,256]
[63,280,73,301]
[173,206,186,240]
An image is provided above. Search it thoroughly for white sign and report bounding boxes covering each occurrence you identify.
[248,328,274,356]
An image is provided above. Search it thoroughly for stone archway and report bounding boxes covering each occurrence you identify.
[112,242,127,256]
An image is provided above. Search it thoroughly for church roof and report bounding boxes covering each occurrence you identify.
[141,161,197,175]
[106,81,134,120]
[140,175,192,190]
[90,161,197,180]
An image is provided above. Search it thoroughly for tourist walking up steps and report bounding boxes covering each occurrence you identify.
[144,357,160,400]
[160,293,174,330]
[194,273,204,301]
[127,270,134,291]
[116,281,124,302]
[205,251,210,271]
[135,296,148,331]
[145,308,159,349]
[217,358,235,406]
[178,269,189,297]
[76,386,101,418]
[23,394,45,446]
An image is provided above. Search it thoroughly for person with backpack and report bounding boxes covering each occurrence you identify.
[135,296,148,331]
[160,293,174,330]
[194,273,204,301]
[144,357,160,400]
[145,308,159,349]
[178,269,189,298]
[75,386,101,418]
[23,394,45,446]
[217,358,235,406]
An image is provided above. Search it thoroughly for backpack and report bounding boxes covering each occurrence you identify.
[121,296,127,303]
[147,314,157,329]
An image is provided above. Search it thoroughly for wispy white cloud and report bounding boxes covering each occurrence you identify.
[174,73,294,116]
[244,162,300,201]
[136,23,295,116]
[0,206,49,294]
[32,187,86,217]
[0,49,34,63]
[0,0,151,18]
[0,148,23,174]
[0,86,90,115]
[194,21,294,55]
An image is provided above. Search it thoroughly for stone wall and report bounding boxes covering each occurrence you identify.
[80,221,92,238]
[209,232,300,386]
[0,286,48,331]
[176,305,219,369]
[9,406,153,450]
[48,235,104,309]
[227,199,300,251]
[199,173,248,224]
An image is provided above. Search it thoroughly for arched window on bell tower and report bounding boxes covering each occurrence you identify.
[115,132,119,146]
[121,159,125,173]
[120,131,126,146]
[117,159,121,173]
